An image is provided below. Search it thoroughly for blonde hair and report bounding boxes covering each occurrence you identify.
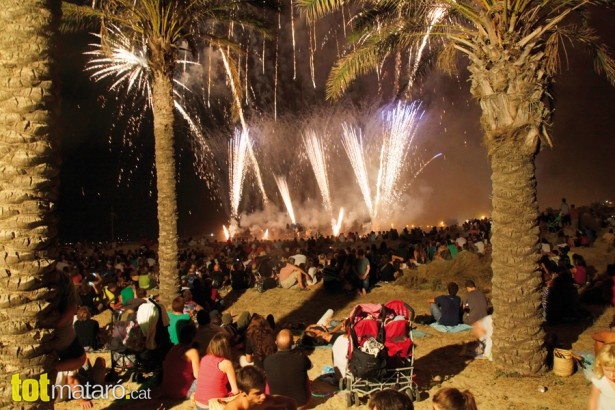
[207,332,232,360]
[595,343,615,378]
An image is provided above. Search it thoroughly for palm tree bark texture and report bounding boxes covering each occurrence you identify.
[151,71,179,308]
[0,0,61,408]
[468,42,547,374]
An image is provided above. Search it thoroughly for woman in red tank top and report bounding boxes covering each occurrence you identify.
[161,324,200,399]
[194,333,238,409]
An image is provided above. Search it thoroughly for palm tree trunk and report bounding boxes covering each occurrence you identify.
[469,48,548,374]
[151,71,179,307]
[0,0,60,407]
[488,136,546,375]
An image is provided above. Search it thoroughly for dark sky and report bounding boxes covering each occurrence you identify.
[57,6,615,242]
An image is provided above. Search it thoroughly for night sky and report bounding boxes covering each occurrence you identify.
[56,7,615,243]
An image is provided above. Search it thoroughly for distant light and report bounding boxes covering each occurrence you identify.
[210,233,214,237]
[440,221,445,227]
[480,215,485,219]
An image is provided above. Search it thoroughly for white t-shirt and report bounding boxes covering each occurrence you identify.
[332,335,350,379]
[474,241,485,254]
[592,376,615,410]
[291,254,307,266]
[307,267,318,285]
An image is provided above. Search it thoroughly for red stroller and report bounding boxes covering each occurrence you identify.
[341,300,417,407]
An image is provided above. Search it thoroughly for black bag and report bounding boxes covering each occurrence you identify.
[348,315,388,380]
[349,344,388,379]
[262,277,278,292]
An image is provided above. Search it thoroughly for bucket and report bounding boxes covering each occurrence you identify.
[553,348,574,377]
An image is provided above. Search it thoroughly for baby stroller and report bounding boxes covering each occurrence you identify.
[107,300,171,383]
[341,300,417,407]
[107,312,149,382]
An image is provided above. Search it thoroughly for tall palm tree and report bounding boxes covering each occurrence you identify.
[64,0,275,306]
[300,0,615,374]
[0,0,61,407]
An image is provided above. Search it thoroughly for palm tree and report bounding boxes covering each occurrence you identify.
[64,0,275,306]
[0,0,61,407]
[300,0,615,374]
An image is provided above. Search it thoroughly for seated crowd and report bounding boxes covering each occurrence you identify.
[50,210,615,409]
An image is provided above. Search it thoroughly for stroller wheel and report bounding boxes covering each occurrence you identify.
[345,391,353,407]
[405,386,418,402]
[338,377,346,391]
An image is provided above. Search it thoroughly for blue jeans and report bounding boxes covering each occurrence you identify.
[186,379,197,399]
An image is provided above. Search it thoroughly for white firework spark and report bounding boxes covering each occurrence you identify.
[303,130,332,212]
[408,5,447,90]
[342,102,424,222]
[229,128,251,220]
[85,25,151,101]
[341,123,374,218]
[274,175,296,224]
[219,48,269,205]
[332,207,344,237]
[375,101,424,217]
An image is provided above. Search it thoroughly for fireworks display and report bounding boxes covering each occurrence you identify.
[82,7,446,240]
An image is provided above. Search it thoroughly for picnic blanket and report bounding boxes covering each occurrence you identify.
[429,323,473,333]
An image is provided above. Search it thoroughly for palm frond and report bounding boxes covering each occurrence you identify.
[326,43,385,100]
[60,2,104,33]
[436,40,460,76]
[554,24,615,86]
[298,0,345,22]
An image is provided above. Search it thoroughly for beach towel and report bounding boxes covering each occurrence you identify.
[429,323,473,333]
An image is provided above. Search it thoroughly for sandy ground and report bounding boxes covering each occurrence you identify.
[57,241,615,410]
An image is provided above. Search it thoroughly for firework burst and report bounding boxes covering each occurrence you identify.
[85,25,151,100]
[229,128,252,220]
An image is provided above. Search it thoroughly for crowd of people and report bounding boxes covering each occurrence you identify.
[46,205,615,409]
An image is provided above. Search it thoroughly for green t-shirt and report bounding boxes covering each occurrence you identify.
[120,286,135,305]
[168,312,191,345]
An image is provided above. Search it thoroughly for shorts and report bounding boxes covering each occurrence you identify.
[280,271,299,289]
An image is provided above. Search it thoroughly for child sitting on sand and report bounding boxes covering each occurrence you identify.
[588,343,615,410]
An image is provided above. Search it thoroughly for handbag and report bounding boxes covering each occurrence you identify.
[349,340,388,379]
